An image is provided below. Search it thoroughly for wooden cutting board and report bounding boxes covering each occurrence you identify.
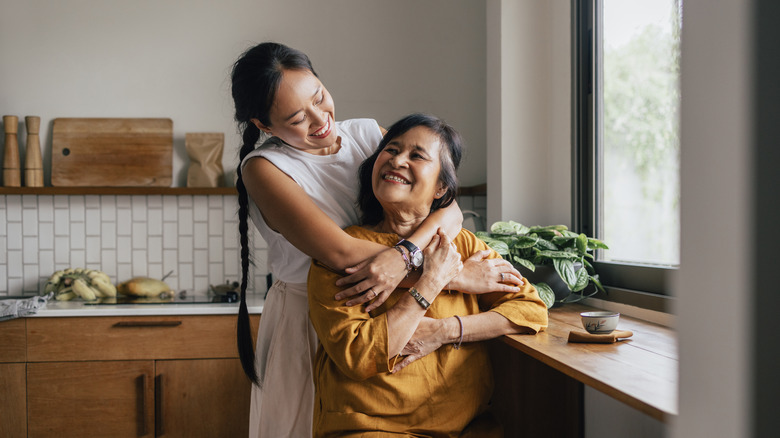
[51,118,173,187]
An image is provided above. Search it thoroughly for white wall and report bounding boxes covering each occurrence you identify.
[486,0,571,228]
[673,0,753,436]
[0,0,486,187]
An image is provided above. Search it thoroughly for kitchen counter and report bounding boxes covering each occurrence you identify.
[27,294,265,317]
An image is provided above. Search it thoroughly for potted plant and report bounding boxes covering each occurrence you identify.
[476,221,608,308]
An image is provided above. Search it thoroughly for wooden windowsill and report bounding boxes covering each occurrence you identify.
[502,302,677,422]
[0,187,236,196]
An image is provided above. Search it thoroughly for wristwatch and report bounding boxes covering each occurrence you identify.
[396,239,423,270]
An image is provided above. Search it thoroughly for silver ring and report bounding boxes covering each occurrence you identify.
[500,273,504,282]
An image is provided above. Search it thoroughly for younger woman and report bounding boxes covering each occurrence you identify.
[231,42,523,437]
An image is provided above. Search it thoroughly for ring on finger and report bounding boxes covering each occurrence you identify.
[500,272,504,282]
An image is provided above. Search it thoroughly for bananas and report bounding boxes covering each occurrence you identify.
[117,277,173,298]
[45,268,116,301]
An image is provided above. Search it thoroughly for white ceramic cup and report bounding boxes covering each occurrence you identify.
[580,311,620,334]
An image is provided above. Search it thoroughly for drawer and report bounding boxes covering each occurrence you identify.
[27,314,260,362]
[0,318,26,363]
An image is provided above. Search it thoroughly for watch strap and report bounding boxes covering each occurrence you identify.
[408,287,431,310]
[396,239,422,268]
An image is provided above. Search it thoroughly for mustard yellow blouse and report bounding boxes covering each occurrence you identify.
[308,226,549,437]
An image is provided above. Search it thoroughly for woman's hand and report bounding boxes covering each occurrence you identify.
[334,247,408,312]
[392,316,453,373]
[418,230,463,293]
[448,250,524,294]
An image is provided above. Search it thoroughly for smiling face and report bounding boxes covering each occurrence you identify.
[371,126,447,217]
[252,69,337,155]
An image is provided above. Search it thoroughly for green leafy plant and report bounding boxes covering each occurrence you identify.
[476,221,609,308]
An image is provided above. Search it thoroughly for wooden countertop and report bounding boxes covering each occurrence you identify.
[502,303,678,422]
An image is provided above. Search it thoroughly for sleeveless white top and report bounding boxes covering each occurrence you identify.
[241,118,383,283]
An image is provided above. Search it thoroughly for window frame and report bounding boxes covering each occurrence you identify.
[571,0,676,312]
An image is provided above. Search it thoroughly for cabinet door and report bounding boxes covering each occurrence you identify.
[27,360,155,438]
[155,358,251,437]
[0,318,26,362]
[0,363,27,438]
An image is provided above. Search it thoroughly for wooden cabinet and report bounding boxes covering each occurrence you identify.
[156,359,250,437]
[0,318,27,438]
[0,363,27,438]
[2,313,259,438]
[27,360,156,437]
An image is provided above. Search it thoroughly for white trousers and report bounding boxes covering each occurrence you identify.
[249,281,318,438]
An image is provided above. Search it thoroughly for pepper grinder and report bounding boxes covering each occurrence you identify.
[24,116,44,187]
[3,115,21,187]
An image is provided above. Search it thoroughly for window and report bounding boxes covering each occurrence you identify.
[573,0,681,304]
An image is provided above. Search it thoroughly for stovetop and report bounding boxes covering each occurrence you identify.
[83,290,238,305]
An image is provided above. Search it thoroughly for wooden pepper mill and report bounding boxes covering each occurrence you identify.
[24,116,44,187]
[3,115,21,187]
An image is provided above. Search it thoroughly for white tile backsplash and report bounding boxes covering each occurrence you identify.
[0,194,268,296]
[70,222,86,249]
[7,196,22,219]
[22,209,38,235]
[54,236,70,264]
[54,209,69,236]
[23,237,38,264]
[37,196,53,221]
[193,223,208,249]
[132,222,147,249]
[1,193,482,297]
[178,236,194,263]
[148,209,163,235]
[7,223,22,249]
[22,194,37,209]
[86,209,100,236]
[69,197,85,222]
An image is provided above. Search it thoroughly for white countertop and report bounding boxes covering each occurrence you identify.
[27,294,264,317]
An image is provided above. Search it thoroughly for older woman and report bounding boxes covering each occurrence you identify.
[307,114,549,437]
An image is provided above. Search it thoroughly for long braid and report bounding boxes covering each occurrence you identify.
[236,122,261,385]
[230,42,317,384]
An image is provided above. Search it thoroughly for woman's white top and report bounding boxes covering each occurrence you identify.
[241,118,383,283]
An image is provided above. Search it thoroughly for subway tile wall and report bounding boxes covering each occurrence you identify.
[0,194,268,297]
[0,194,486,297]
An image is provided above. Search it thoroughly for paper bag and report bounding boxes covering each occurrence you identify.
[186,133,224,187]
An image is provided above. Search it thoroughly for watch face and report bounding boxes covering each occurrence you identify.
[411,251,423,268]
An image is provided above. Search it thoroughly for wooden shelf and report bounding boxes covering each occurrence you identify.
[0,187,236,196]
[457,183,486,196]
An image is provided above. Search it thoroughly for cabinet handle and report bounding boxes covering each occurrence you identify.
[138,373,151,436]
[155,374,165,436]
[113,321,182,328]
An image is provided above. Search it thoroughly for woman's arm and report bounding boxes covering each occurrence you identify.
[391,235,549,372]
[243,157,387,269]
[244,157,461,309]
[384,231,462,356]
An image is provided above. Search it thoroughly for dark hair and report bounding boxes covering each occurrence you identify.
[357,113,463,225]
[231,42,317,385]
